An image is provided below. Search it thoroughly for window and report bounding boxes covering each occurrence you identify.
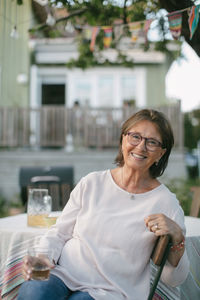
[74,79,91,106]
[98,75,113,106]
[121,76,136,104]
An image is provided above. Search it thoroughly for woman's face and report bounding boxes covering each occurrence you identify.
[122,120,166,172]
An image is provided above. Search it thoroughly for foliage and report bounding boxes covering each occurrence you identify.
[21,0,200,59]
[166,178,200,216]
[28,0,186,69]
[0,193,8,218]
[184,113,196,150]
[184,109,200,150]
[66,38,135,69]
[0,191,24,218]
[192,109,200,145]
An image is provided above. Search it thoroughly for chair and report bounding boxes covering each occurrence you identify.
[148,235,172,300]
[19,166,74,211]
[29,175,65,211]
[190,186,200,217]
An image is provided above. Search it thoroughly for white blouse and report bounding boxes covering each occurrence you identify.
[39,170,189,300]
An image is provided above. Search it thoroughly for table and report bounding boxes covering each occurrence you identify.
[0,214,47,300]
[0,214,200,300]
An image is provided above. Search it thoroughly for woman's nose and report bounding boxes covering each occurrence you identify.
[136,138,147,150]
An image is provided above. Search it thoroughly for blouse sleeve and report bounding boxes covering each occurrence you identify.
[39,176,85,263]
[160,206,190,286]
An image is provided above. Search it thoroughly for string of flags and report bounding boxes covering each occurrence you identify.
[167,4,200,40]
[63,4,200,51]
[188,5,200,39]
[75,19,153,51]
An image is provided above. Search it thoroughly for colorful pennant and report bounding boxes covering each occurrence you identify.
[103,27,112,48]
[144,19,153,43]
[113,19,124,41]
[168,12,182,40]
[84,27,93,40]
[128,22,143,42]
[63,4,200,51]
[90,27,100,51]
[188,5,200,39]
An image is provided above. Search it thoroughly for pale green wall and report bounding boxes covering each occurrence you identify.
[145,55,173,107]
[145,62,169,107]
[0,0,32,107]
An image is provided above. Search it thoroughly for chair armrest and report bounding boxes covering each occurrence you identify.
[151,235,171,266]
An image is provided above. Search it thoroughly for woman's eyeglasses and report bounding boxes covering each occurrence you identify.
[126,132,163,152]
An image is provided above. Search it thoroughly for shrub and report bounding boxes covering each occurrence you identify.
[166,178,199,216]
[0,193,8,217]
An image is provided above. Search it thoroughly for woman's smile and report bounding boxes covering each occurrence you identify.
[130,152,147,161]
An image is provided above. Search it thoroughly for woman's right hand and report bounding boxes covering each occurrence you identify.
[22,255,55,281]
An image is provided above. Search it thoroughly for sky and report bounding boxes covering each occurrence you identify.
[166,42,200,113]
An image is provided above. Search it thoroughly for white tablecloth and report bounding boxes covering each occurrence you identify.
[0,214,48,299]
[0,214,199,300]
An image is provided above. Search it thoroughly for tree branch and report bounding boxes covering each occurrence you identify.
[123,0,128,24]
[29,7,88,32]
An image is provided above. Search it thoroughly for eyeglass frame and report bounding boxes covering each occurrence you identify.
[125,132,163,152]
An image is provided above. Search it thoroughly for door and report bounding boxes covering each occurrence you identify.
[40,84,66,147]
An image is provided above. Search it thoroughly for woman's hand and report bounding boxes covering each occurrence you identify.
[144,214,185,267]
[22,255,55,281]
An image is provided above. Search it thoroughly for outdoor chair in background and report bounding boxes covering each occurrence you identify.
[19,166,74,211]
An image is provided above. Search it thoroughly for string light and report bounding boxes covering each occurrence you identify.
[10,25,19,39]
[65,21,75,33]
[46,13,56,26]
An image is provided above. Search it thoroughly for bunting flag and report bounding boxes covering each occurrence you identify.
[168,12,182,40]
[144,19,153,42]
[29,1,200,52]
[60,4,200,51]
[113,19,124,41]
[128,22,142,42]
[188,5,200,39]
[83,27,93,41]
[90,27,100,51]
[103,27,112,48]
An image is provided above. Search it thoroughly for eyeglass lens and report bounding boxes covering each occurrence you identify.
[127,133,161,151]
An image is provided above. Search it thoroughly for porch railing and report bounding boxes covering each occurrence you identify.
[0,103,183,149]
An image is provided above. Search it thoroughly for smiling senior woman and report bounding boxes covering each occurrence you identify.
[17,109,189,300]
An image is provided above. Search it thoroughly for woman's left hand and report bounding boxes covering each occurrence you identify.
[144,213,183,245]
[145,214,185,267]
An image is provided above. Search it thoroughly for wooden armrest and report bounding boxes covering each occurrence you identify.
[151,235,171,266]
[148,235,172,300]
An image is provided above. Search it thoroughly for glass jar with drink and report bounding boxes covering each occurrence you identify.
[27,188,52,227]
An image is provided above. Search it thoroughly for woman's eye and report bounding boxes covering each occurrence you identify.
[148,139,157,145]
[132,134,140,140]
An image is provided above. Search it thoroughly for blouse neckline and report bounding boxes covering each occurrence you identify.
[107,169,164,199]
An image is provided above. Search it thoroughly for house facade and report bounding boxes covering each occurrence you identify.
[0,0,175,110]
[0,0,32,107]
[0,1,183,151]
[30,37,172,109]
